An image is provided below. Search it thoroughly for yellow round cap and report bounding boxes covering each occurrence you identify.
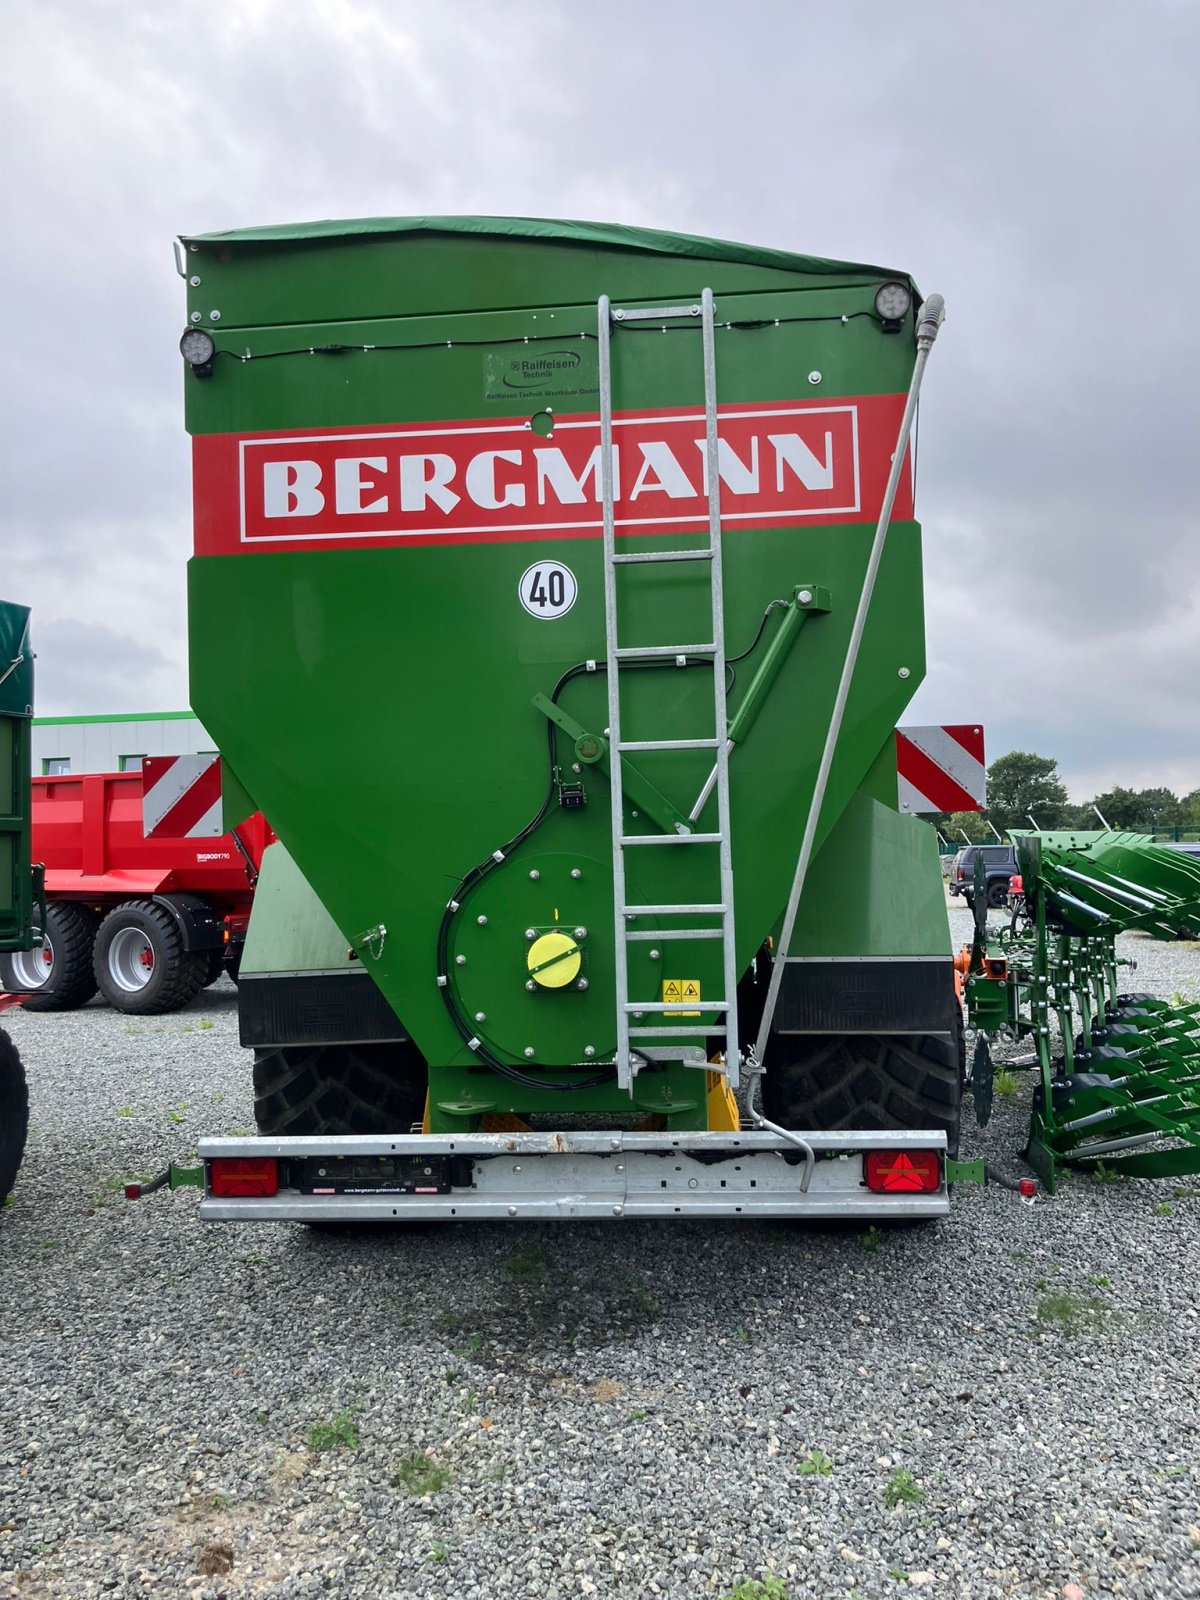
[526,931,581,989]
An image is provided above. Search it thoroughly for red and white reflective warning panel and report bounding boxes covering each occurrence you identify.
[142,753,223,839]
[895,725,986,815]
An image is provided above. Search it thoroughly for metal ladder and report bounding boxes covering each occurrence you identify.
[596,287,740,1092]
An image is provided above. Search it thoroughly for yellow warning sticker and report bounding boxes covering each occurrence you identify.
[662,978,701,1018]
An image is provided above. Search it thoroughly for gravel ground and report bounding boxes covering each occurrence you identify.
[2,907,1199,1600]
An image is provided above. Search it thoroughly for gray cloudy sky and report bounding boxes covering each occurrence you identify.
[3,0,1197,799]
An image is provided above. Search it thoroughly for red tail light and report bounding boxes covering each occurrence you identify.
[864,1149,941,1194]
[210,1157,279,1198]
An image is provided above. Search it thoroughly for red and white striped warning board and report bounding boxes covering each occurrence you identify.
[142,753,223,839]
[895,725,986,814]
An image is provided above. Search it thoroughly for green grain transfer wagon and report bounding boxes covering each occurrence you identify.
[177,216,963,1222]
[0,600,36,1205]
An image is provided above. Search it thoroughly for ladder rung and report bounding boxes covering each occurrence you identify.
[616,738,720,752]
[625,903,727,916]
[613,644,716,660]
[612,549,713,565]
[625,1001,727,1014]
[625,928,724,941]
[629,1025,727,1038]
[612,304,701,322]
[620,833,723,846]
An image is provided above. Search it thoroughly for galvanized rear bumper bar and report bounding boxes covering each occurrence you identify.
[196,1128,950,1222]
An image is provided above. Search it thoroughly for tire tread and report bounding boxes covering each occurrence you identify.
[93,900,209,1015]
[253,1043,427,1136]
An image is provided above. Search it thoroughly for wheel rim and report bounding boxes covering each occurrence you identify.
[107,927,156,993]
[9,935,55,990]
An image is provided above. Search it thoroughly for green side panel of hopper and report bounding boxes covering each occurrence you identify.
[0,601,34,953]
[183,218,928,1076]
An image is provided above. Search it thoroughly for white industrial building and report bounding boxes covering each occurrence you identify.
[32,713,212,776]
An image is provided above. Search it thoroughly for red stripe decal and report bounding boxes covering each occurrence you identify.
[149,760,223,839]
[937,724,985,762]
[895,733,980,814]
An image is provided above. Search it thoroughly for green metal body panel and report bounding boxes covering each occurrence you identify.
[239,840,354,975]
[0,601,34,953]
[182,218,938,1118]
[787,789,951,959]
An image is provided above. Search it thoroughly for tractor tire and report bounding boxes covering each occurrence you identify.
[0,1028,29,1207]
[253,1043,427,1136]
[986,880,1009,908]
[762,1029,962,1157]
[93,900,209,1015]
[202,947,226,987]
[0,903,99,1012]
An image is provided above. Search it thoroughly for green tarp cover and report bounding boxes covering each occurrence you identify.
[184,214,910,286]
[0,601,33,718]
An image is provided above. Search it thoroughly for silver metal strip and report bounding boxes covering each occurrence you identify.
[620,832,723,846]
[612,304,701,321]
[701,286,741,1091]
[612,549,714,565]
[597,292,632,1092]
[613,643,717,659]
[629,1024,726,1038]
[200,1191,949,1223]
[200,1127,946,1159]
[625,927,724,941]
[625,902,727,916]
[624,1000,726,1013]
[617,738,721,752]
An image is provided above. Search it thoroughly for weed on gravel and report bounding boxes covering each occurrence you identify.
[1035,1290,1110,1336]
[391,1451,452,1496]
[883,1468,926,1508]
[719,1575,789,1600]
[306,1407,359,1452]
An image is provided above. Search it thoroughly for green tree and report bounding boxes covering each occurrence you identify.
[987,751,1070,834]
[942,809,992,843]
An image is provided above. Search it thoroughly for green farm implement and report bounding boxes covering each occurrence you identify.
[163,215,993,1223]
[0,599,37,1206]
[964,832,1200,1191]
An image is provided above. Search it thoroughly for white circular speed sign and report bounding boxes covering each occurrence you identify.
[518,561,577,620]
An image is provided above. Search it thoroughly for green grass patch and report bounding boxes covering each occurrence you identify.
[1035,1291,1109,1336]
[719,1576,789,1600]
[307,1407,359,1452]
[391,1452,452,1496]
[883,1468,926,1508]
[994,1069,1021,1097]
[798,1447,834,1477]
[503,1241,548,1280]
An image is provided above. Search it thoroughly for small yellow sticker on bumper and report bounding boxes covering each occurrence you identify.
[662,978,701,1018]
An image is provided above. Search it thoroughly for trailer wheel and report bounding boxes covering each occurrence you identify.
[762,1029,962,1157]
[202,947,226,988]
[0,1028,29,1206]
[92,900,208,1015]
[0,903,100,1012]
[253,1043,427,1136]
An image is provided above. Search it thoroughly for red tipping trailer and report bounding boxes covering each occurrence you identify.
[0,766,271,1014]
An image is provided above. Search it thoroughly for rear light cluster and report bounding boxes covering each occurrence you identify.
[210,1157,279,1198]
[864,1149,941,1194]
